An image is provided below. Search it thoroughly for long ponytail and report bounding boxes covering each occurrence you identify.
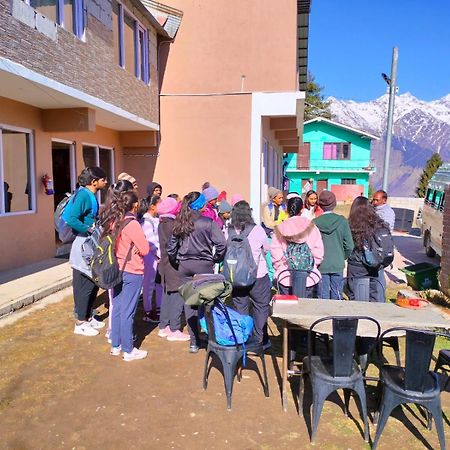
[100,190,138,238]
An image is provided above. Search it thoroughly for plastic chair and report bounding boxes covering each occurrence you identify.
[300,315,381,444]
[345,276,401,368]
[372,327,447,450]
[202,299,269,410]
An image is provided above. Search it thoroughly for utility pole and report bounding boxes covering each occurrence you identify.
[382,47,398,192]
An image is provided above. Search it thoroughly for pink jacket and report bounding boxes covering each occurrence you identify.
[271,216,324,288]
[202,203,223,228]
[116,215,150,275]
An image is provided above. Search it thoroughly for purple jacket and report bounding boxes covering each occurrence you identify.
[202,203,223,228]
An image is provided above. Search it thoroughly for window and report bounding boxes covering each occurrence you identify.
[0,126,35,215]
[115,2,150,83]
[341,178,356,185]
[323,142,351,160]
[82,145,115,204]
[26,0,84,38]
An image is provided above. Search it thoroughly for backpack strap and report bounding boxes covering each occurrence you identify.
[118,217,136,272]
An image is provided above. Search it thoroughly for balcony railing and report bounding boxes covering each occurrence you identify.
[295,159,375,171]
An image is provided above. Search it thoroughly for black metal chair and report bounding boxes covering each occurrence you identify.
[300,315,381,444]
[202,299,269,410]
[372,327,447,450]
[345,276,401,368]
[435,349,450,391]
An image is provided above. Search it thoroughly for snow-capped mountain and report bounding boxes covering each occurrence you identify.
[328,93,450,196]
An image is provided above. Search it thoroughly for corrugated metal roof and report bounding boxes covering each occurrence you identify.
[140,0,183,39]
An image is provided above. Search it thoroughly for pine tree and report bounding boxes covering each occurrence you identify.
[416,153,443,198]
[304,72,332,121]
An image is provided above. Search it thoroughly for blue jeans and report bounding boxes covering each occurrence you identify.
[320,273,344,300]
[111,272,144,353]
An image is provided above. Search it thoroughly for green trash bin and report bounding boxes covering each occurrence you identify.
[399,262,440,290]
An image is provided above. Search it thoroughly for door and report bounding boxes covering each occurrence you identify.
[297,143,310,169]
[317,179,328,193]
[52,141,76,245]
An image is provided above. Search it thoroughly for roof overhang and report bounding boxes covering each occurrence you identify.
[304,117,380,140]
[140,0,183,39]
[133,0,172,38]
[0,57,159,132]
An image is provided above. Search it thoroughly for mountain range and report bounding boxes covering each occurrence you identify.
[328,93,450,196]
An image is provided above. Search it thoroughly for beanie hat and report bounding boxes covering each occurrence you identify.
[218,191,227,202]
[118,172,137,187]
[203,185,219,202]
[147,182,162,196]
[230,194,244,206]
[218,200,232,214]
[157,197,179,216]
[318,190,337,211]
[286,192,301,200]
[268,187,282,201]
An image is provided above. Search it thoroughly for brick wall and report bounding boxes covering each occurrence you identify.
[440,186,450,295]
[0,0,159,124]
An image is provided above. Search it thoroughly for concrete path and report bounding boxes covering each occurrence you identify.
[0,258,71,318]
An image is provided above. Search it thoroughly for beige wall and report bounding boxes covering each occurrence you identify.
[160,0,298,94]
[0,97,130,271]
[155,94,252,199]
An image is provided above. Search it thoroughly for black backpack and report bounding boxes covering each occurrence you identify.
[223,225,258,287]
[362,227,394,269]
[90,218,135,289]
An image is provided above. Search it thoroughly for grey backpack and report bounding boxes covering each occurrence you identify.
[223,225,258,288]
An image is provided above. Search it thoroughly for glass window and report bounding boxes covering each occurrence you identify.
[341,178,356,185]
[123,12,136,76]
[434,191,443,209]
[62,0,74,34]
[1,128,34,214]
[82,145,114,204]
[138,26,149,83]
[30,0,58,22]
[323,142,351,160]
[426,188,434,202]
[112,1,121,66]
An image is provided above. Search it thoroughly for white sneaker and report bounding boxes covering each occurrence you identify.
[74,322,99,337]
[157,326,171,338]
[110,346,121,356]
[123,348,148,362]
[166,330,191,342]
[89,317,105,329]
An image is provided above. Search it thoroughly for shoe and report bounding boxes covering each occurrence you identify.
[142,311,159,323]
[110,346,121,356]
[167,330,191,342]
[89,317,105,329]
[157,326,171,338]
[74,322,99,337]
[123,348,148,361]
[189,344,200,354]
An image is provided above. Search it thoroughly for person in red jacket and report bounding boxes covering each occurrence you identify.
[101,190,149,361]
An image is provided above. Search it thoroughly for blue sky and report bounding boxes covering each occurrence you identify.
[308,0,450,102]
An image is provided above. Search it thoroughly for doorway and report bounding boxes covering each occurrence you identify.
[317,179,328,193]
[51,141,76,252]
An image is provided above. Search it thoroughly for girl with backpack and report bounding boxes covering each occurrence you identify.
[347,196,391,302]
[102,190,150,361]
[167,191,227,353]
[228,201,271,346]
[140,195,163,323]
[271,207,324,297]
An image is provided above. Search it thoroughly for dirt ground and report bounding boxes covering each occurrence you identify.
[1,290,450,450]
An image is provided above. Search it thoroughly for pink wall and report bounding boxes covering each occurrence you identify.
[160,0,298,94]
[154,94,252,199]
[330,184,364,202]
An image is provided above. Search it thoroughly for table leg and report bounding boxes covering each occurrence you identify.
[282,319,288,412]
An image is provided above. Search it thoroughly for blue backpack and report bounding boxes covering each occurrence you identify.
[200,302,254,346]
[55,187,98,243]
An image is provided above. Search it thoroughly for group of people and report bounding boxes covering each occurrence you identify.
[66,165,395,361]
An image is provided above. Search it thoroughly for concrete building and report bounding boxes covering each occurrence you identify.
[153,0,311,220]
[0,0,174,270]
[284,117,378,200]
